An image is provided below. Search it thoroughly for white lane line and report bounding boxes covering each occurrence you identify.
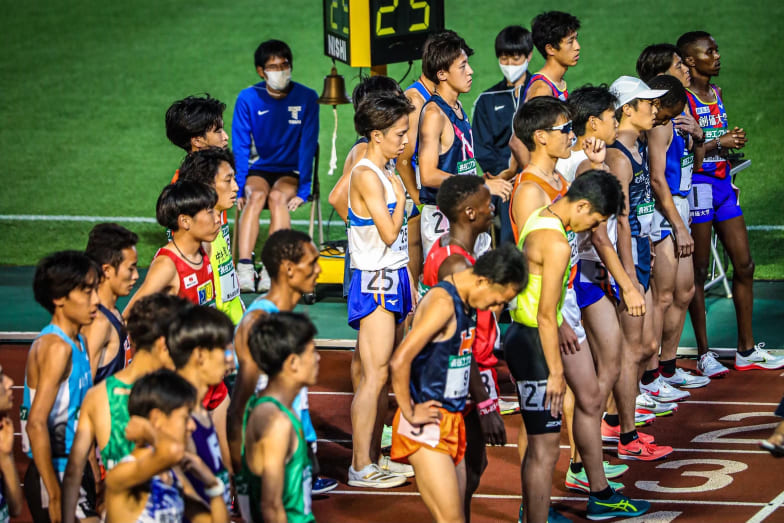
[682,400,780,406]
[747,490,784,523]
[0,214,345,227]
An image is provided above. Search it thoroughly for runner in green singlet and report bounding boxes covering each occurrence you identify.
[62,294,189,523]
[241,313,318,523]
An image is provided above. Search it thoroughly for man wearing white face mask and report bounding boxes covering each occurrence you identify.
[232,39,319,293]
[472,25,533,245]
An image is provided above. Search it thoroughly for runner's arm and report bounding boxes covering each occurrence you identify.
[523,80,552,102]
[62,391,98,523]
[605,150,641,288]
[0,416,23,517]
[590,225,645,317]
[249,409,292,523]
[179,455,229,523]
[328,143,366,223]
[82,314,111,379]
[397,90,424,205]
[104,436,185,493]
[354,168,406,246]
[122,255,178,319]
[418,104,453,189]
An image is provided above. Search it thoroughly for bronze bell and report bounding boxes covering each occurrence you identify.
[318,66,351,106]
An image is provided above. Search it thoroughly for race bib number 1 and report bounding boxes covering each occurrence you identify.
[360,269,399,295]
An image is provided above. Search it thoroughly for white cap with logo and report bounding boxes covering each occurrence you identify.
[609,76,668,109]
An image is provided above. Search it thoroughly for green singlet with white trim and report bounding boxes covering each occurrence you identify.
[100,375,134,470]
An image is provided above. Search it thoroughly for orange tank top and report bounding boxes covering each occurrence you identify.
[509,169,569,243]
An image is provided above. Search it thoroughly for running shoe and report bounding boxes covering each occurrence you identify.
[565,467,624,493]
[237,262,257,293]
[499,398,520,415]
[602,461,629,479]
[617,438,672,461]
[378,455,414,477]
[312,476,338,495]
[587,492,651,520]
[634,410,656,426]
[734,343,784,371]
[636,393,678,416]
[697,351,730,378]
[256,266,272,293]
[661,367,711,388]
[601,420,654,444]
[639,376,690,402]
[518,504,573,523]
[347,464,406,488]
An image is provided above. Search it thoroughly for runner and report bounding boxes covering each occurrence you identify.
[165,94,229,154]
[0,364,23,522]
[390,245,527,523]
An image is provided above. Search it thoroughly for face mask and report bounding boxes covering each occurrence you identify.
[499,60,528,84]
[265,69,291,91]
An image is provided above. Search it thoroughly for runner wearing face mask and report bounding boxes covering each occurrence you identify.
[472,25,534,245]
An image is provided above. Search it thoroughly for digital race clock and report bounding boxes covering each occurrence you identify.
[323,0,445,67]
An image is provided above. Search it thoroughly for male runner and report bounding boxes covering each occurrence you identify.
[390,245,527,523]
[605,76,676,461]
[0,366,23,522]
[22,251,100,523]
[677,31,784,372]
[233,39,319,293]
[83,223,139,383]
[525,11,580,102]
[178,147,243,324]
[104,370,228,523]
[418,30,511,259]
[422,175,506,521]
[506,171,650,522]
[241,313,319,523]
[165,95,229,154]
[62,294,188,523]
[472,25,534,244]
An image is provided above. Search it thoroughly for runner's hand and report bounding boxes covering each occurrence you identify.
[673,113,703,139]
[388,172,407,203]
[125,415,156,446]
[181,451,219,486]
[48,493,62,523]
[558,322,580,355]
[236,197,246,211]
[287,196,305,211]
[622,283,646,317]
[407,400,443,425]
[583,136,607,167]
[545,374,566,419]
[478,410,507,446]
[673,224,694,258]
[484,177,513,202]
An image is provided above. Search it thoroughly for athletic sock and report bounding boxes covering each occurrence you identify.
[570,462,583,474]
[659,358,676,378]
[641,368,659,385]
[620,431,639,446]
[604,414,620,427]
[238,259,253,265]
[738,347,755,357]
[590,486,614,500]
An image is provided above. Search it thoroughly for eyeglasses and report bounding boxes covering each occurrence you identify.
[264,61,291,72]
[544,120,573,134]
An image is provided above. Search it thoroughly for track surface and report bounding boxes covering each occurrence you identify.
[3,345,783,523]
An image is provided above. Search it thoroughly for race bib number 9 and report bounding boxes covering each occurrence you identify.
[360,268,399,295]
[444,354,471,399]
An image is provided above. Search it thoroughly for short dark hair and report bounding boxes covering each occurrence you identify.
[473,243,528,289]
[33,251,101,314]
[531,11,580,58]
[247,312,317,378]
[568,169,625,217]
[254,39,293,69]
[568,85,617,137]
[513,96,571,150]
[354,92,415,138]
[165,95,226,152]
[677,31,712,57]
[179,147,236,187]
[126,294,192,352]
[436,175,485,223]
[636,44,683,83]
[166,306,234,369]
[495,25,533,58]
[128,369,197,417]
[261,229,313,280]
[352,75,403,111]
[422,30,473,84]
[85,223,139,270]
[156,181,217,231]
[647,75,686,109]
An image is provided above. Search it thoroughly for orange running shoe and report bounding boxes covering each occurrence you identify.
[618,438,673,461]
[601,420,655,444]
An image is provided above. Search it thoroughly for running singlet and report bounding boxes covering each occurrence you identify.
[242,396,314,523]
[422,236,498,371]
[405,79,432,178]
[94,304,131,384]
[609,140,654,237]
[101,375,134,471]
[211,213,243,324]
[511,208,569,327]
[419,94,477,205]
[0,486,7,523]
[348,158,409,271]
[186,415,231,510]
[685,85,728,180]
[20,324,93,472]
[120,455,184,523]
[524,73,568,101]
[665,118,695,198]
[509,170,568,243]
[410,281,476,413]
[154,247,216,307]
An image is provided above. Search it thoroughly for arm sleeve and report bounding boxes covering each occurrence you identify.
[296,92,320,201]
[472,94,496,174]
[232,92,252,196]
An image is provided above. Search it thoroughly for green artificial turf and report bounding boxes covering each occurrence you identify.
[1,0,782,276]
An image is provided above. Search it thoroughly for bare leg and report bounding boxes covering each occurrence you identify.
[582,296,623,412]
[563,386,577,461]
[408,449,466,523]
[407,214,423,288]
[267,177,299,235]
[238,177,271,259]
[651,237,678,363]
[617,289,656,434]
[688,221,713,355]
[521,433,561,523]
[662,252,695,362]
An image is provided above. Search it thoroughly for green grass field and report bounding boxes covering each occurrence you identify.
[1,0,782,277]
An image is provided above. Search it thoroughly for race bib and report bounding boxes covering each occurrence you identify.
[566,229,579,269]
[703,128,727,162]
[636,201,655,236]
[218,259,240,303]
[479,369,498,401]
[396,411,440,448]
[302,465,313,515]
[360,268,400,295]
[680,153,694,193]
[390,220,409,252]
[444,354,471,399]
[457,158,477,175]
[689,183,713,212]
[197,280,216,307]
[516,379,548,412]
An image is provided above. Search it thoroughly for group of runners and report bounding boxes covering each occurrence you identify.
[3,9,784,523]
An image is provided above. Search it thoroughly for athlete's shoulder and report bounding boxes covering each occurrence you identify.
[82,381,109,417]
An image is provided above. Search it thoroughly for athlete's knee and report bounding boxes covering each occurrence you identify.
[733,256,755,281]
[692,261,709,284]
[674,283,695,308]
[655,288,674,311]
[245,190,268,209]
[267,190,290,208]
[361,364,389,391]
[526,435,560,465]
[574,386,602,416]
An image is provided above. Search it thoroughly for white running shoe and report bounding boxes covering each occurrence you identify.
[661,367,711,389]
[378,455,414,477]
[697,352,730,378]
[634,411,656,426]
[237,262,257,293]
[734,343,784,371]
[636,393,677,416]
[347,464,407,488]
[639,376,690,402]
[256,266,272,293]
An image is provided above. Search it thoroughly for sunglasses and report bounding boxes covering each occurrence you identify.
[544,120,573,134]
